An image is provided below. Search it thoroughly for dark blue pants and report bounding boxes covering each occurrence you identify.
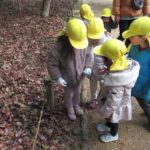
[106,122,118,136]
[117,19,136,47]
[136,98,150,120]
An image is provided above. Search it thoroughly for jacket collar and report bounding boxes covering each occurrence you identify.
[104,59,140,86]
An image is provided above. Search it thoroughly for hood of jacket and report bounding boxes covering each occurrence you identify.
[104,59,140,86]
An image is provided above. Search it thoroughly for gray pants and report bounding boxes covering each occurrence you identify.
[64,83,81,113]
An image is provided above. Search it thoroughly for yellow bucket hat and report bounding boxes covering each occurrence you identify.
[93,39,129,71]
[101,8,112,17]
[66,18,88,49]
[80,4,94,21]
[123,16,150,39]
[87,17,105,39]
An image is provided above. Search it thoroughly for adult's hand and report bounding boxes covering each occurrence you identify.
[115,15,120,23]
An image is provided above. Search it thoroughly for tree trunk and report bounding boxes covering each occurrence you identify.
[41,0,51,17]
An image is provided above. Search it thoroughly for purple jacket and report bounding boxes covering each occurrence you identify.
[47,36,93,86]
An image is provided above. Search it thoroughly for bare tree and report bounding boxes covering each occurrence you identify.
[41,0,51,17]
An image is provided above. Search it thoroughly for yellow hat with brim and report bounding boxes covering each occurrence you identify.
[123,16,150,39]
[87,17,105,39]
[88,30,105,39]
[122,30,137,39]
[93,39,127,58]
[66,18,88,49]
[101,8,112,17]
[93,45,104,56]
[93,39,129,71]
[83,11,94,21]
[80,4,94,21]
[123,29,150,39]
[69,37,88,49]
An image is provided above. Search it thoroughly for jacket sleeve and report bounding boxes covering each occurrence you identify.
[143,0,150,15]
[112,0,121,16]
[84,47,94,69]
[98,86,124,118]
[47,44,61,80]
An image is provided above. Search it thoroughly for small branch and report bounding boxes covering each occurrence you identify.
[32,101,45,150]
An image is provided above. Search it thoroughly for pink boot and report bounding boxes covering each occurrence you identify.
[74,105,84,116]
[67,108,76,121]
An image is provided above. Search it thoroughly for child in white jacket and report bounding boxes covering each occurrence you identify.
[94,39,140,142]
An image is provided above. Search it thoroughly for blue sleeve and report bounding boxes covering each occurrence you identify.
[127,45,133,58]
[128,51,131,58]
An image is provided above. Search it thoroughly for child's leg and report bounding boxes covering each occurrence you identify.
[72,83,81,106]
[90,76,99,100]
[99,121,119,143]
[106,122,118,136]
[136,98,150,128]
[136,98,150,115]
[64,87,76,120]
[87,77,99,109]
[64,87,73,110]
[72,83,83,115]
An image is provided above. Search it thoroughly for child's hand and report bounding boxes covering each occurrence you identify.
[115,15,120,23]
[57,77,67,87]
[83,68,92,76]
[99,65,107,74]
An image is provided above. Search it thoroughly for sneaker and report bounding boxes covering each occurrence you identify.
[96,123,110,132]
[67,108,76,121]
[74,105,84,116]
[100,133,118,143]
[68,113,76,121]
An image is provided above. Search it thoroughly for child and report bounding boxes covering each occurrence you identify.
[123,16,150,129]
[86,17,112,109]
[80,3,94,25]
[94,39,140,142]
[47,18,93,120]
[58,4,94,37]
[101,8,118,33]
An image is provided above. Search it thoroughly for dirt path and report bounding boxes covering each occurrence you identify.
[86,98,150,150]
[82,0,150,149]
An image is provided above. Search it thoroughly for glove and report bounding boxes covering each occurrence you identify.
[83,68,92,76]
[57,77,67,87]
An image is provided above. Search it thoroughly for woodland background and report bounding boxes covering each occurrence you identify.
[0,0,80,149]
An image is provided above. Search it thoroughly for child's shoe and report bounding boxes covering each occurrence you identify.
[74,105,84,115]
[68,112,76,121]
[68,108,76,121]
[96,122,110,132]
[100,133,118,143]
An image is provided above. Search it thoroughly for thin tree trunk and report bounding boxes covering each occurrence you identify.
[41,0,51,17]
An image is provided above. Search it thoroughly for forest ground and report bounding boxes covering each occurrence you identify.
[1,0,150,150]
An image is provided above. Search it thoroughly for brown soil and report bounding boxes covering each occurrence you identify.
[86,98,150,150]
